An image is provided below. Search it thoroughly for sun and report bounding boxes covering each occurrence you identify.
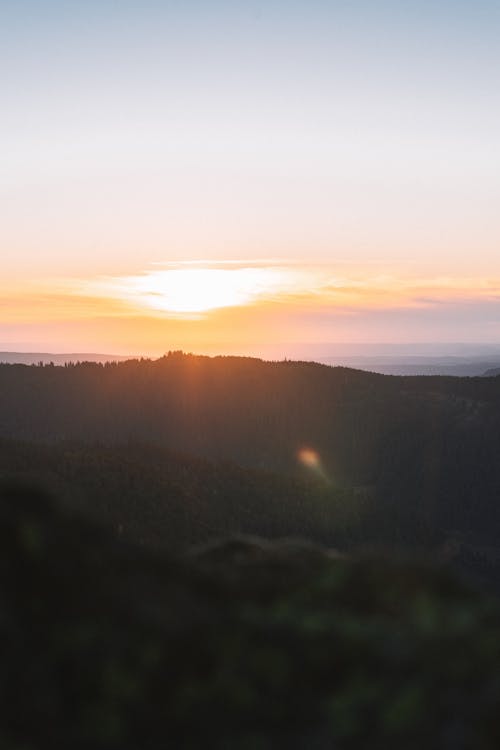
[80,263,310,318]
[117,266,294,315]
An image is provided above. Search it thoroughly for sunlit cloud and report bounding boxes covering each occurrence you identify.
[79,262,315,316]
[3,262,500,355]
[73,263,500,320]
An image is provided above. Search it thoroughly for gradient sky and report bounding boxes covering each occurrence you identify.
[2,1,500,354]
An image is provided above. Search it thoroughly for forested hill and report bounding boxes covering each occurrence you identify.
[2,352,500,473]
[2,352,500,550]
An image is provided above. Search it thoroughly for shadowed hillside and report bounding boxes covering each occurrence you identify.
[0,439,370,553]
[2,353,500,551]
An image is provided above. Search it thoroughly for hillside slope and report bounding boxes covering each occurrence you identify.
[1,353,500,548]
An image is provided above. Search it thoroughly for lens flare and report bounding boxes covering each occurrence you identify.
[298,448,321,469]
[297,447,331,483]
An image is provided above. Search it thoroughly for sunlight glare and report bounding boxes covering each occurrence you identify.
[118,267,296,314]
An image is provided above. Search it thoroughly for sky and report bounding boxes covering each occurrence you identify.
[2,0,500,356]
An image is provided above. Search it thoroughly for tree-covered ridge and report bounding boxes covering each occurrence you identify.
[1,353,500,551]
[3,483,500,750]
[2,354,500,474]
[0,439,367,552]
[1,438,499,593]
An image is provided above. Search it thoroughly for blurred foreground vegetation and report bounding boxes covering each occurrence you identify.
[2,483,500,749]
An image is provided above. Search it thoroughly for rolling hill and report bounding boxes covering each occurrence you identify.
[2,352,500,588]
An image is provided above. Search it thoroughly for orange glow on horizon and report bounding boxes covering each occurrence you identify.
[3,262,500,355]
